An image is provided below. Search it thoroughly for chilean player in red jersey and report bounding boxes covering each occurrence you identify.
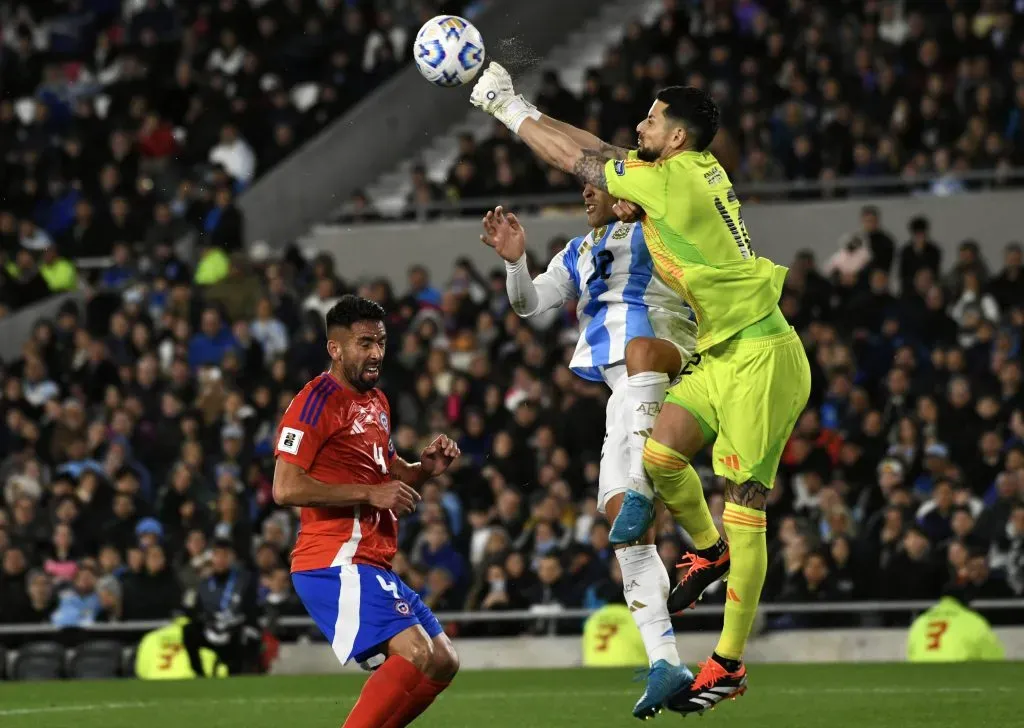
[273,295,462,728]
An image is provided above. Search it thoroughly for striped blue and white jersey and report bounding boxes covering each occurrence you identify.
[539,221,697,383]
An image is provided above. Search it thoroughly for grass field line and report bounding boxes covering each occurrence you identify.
[0,685,1017,717]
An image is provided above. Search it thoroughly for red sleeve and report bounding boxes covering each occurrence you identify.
[275,388,328,471]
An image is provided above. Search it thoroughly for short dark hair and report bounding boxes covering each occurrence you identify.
[656,86,719,151]
[325,295,386,331]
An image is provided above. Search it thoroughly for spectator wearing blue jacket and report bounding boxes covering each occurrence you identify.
[188,307,240,369]
[407,265,442,308]
[51,564,102,628]
[415,522,467,593]
[39,179,80,237]
[99,243,138,290]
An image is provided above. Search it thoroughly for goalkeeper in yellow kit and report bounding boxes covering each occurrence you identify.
[472,64,811,713]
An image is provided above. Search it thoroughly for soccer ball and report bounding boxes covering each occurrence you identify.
[413,15,485,87]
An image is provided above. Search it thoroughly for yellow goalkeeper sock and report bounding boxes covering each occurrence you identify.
[715,502,768,661]
[642,439,720,550]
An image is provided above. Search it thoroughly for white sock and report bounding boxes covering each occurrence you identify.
[626,372,670,500]
[616,544,680,666]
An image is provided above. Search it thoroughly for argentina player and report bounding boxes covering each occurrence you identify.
[480,188,698,720]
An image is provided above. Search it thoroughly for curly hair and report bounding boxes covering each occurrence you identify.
[324,295,386,330]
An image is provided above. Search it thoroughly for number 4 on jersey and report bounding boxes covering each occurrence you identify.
[372,443,388,474]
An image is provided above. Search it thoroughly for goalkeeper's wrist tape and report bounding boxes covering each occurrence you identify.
[502,95,541,134]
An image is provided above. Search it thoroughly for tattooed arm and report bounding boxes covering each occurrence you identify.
[517,117,612,190]
[538,115,631,161]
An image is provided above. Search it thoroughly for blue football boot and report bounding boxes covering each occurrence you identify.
[609,490,656,544]
[633,660,695,720]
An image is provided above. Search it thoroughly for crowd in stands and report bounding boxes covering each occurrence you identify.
[0,204,1022,640]
[342,0,1024,221]
[0,0,466,313]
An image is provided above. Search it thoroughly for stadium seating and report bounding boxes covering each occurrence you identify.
[347,0,1024,220]
[8,641,65,681]
[66,640,126,680]
[0,0,466,314]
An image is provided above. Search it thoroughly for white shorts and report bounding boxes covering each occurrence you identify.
[594,336,692,514]
[598,366,630,514]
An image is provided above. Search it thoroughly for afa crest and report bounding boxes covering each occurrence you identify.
[612,225,630,239]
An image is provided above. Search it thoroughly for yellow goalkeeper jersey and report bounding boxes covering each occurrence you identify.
[906,597,1005,663]
[605,151,788,352]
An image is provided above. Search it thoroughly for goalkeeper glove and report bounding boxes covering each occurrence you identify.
[470,62,541,134]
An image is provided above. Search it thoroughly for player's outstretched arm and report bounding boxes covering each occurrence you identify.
[273,459,420,514]
[538,115,630,161]
[517,117,612,191]
[470,62,628,159]
[470,63,616,189]
[481,206,577,317]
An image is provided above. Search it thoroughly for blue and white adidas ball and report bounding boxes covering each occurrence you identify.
[413,15,485,87]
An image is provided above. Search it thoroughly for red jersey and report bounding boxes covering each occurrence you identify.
[275,372,398,573]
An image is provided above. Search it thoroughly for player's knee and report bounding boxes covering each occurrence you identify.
[396,633,434,672]
[429,638,459,681]
[650,405,705,459]
[625,337,659,373]
[626,337,680,376]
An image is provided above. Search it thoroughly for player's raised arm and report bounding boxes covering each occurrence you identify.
[470,63,617,191]
[480,205,578,317]
[538,115,630,161]
[467,62,631,161]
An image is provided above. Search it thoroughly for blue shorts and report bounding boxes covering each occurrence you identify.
[292,564,443,666]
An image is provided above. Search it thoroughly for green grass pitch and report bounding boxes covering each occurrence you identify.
[1,663,1021,728]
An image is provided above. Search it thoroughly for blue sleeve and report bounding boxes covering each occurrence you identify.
[559,237,584,296]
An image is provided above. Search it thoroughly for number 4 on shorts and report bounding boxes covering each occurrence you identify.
[377,575,400,599]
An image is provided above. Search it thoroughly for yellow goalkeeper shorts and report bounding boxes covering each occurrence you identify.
[665,328,811,487]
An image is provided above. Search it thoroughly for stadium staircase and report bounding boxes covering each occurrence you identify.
[359,0,666,218]
[235,0,629,252]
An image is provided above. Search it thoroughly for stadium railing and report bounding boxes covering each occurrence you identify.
[302,185,1024,298]
[337,166,1024,221]
[0,599,1019,639]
